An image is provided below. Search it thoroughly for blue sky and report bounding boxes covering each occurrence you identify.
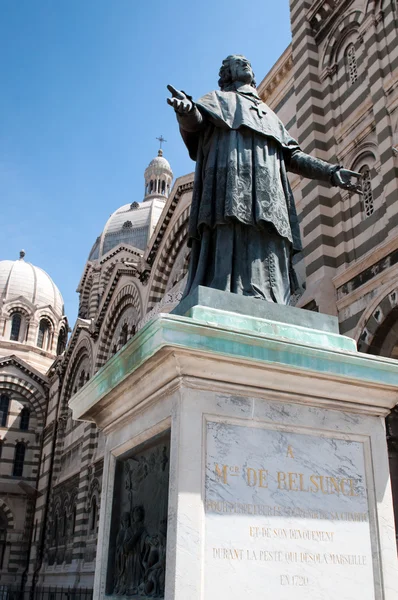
[0,0,292,324]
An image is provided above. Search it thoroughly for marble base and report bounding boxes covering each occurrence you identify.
[70,306,398,599]
[172,285,339,333]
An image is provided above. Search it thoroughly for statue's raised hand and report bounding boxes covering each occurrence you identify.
[167,85,193,114]
[332,168,363,194]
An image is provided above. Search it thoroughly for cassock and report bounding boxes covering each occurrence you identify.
[177,82,335,304]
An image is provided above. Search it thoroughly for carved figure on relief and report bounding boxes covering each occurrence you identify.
[139,519,167,597]
[114,512,132,595]
[124,505,148,595]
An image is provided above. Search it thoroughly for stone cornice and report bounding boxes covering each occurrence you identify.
[258,45,293,103]
[70,312,398,431]
[0,354,49,387]
[333,233,398,292]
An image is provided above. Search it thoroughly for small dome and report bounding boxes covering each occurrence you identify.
[144,150,173,202]
[146,152,173,174]
[0,254,64,316]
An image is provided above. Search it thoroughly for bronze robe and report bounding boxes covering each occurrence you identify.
[178,85,335,303]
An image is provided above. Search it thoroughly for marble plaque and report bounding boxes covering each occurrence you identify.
[205,420,375,600]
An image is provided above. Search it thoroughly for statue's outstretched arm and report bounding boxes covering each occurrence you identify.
[167,84,205,133]
[287,148,362,193]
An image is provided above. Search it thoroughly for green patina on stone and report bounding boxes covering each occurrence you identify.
[172,286,339,333]
[73,308,398,416]
[185,305,355,352]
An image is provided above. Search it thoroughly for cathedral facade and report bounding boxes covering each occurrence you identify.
[0,0,397,593]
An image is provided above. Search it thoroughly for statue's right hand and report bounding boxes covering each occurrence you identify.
[167,84,193,114]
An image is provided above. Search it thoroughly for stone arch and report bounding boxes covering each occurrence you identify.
[365,0,385,15]
[321,10,363,71]
[348,142,378,172]
[0,500,14,529]
[79,272,93,319]
[86,477,101,534]
[354,278,398,353]
[3,301,33,342]
[62,336,93,405]
[147,206,190,311]
[96,283,141,369]
[0,376,45,428]
[5,303,31,319]
[100,262,117,293]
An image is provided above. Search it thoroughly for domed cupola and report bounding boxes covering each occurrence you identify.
[88,147,173,261]
[144,148,173,201]
[0,251,68,372]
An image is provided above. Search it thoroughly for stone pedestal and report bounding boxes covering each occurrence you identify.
[70,298,398,599]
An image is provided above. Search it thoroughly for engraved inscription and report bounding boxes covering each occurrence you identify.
[205,421,375,599]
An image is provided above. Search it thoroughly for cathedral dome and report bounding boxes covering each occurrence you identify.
[88,149,173,261]
[88,199,166,260]
[0,252,64,316]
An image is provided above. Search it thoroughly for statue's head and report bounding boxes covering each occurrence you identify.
[121,512,131,527]
[133,505,145,523]
[218,55,256,90]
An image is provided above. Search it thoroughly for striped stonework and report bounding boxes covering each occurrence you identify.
[258,0,398,327]
[95,282,141,369]
[0,498,14,529]
[147,205,190,312]
[289,0,341,314]
[0,358,48,585]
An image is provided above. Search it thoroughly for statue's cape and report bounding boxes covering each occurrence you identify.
[182,90,299,160]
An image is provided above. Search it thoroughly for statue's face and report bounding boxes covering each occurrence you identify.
[230,56,254,85]
[122,513,130,527]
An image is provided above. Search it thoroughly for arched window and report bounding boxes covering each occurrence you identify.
[37,318,51,350]
[0,395,10,427]
[161,180,166,194]
[10,313,22,341]
[53,511,59,545]
[57,329,67,356]
[13,442,26,477]
[78,370,86,389]
[90,496,97,531]
[62,509,67,538]
[71,505,77,535]
[346,44,358,85]
[150,180,153,193]
[20,407,30,431]
[360,165,374,217]
[0,510,7,570]
[120,323,129,347]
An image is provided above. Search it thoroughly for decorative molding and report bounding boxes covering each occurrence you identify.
[309,0,356,42]
[146,180,194,266]
[259,53,294,101]
[0,354,49,386]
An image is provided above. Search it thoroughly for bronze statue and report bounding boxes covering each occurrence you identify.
[167,54,361,304]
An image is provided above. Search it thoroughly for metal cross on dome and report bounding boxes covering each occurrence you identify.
[156,135,167,150]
